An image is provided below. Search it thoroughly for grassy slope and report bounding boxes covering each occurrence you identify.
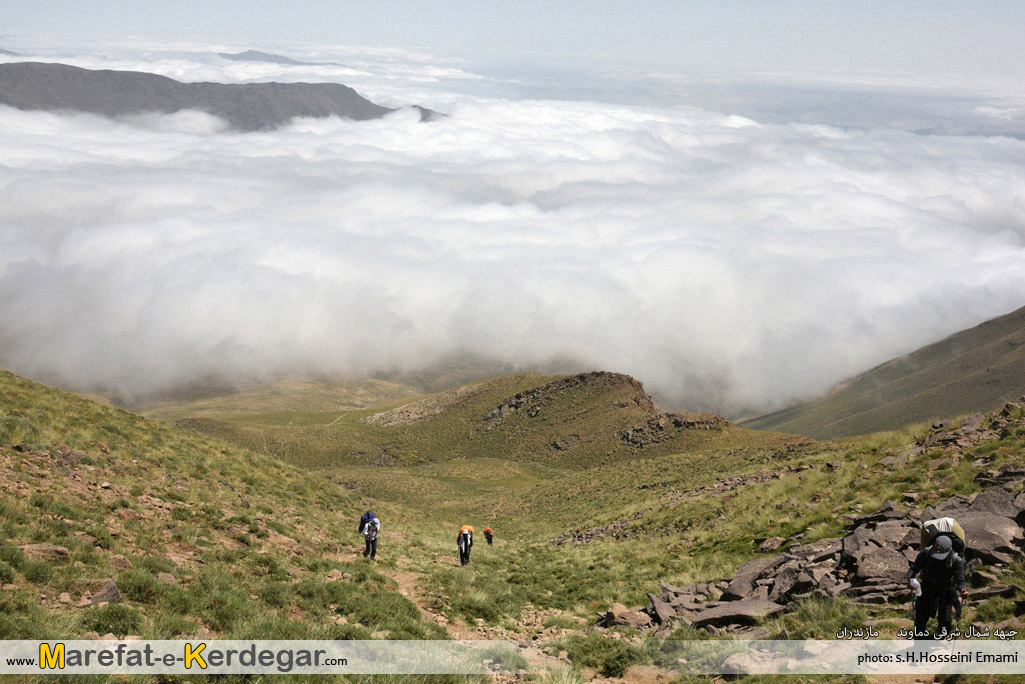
[143,376,420,422]
[742,304,1025,438]
[4,367,1024,682]
[151,371,799,469]
[0,370,445,648]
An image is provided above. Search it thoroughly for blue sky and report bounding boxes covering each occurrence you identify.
[3,0,1025,78]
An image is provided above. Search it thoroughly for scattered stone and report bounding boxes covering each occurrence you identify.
[721,556,785,600]
[57,592,72,605]
[967,586,1017,600]
[973,570,999,585]
[691,599,786,628]
[722,652,761,676]
[647,593,675,625]
[758,536,786,552]
[21,543,70,559]
[601,602,653,628]
[89,579,122,605]
[156,572,178,585]
[108,555,132,570]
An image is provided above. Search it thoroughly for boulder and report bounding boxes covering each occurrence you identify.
[845,583,904,596]
[691,599,786,628]
[854,548,909,584]
[758,537,786,552]
[825,582,852,597]
[969,489,1021,519]
[721,556,785,601]
[847,501,906,527]
[789,537,841,562]
[721,652,762,676]
[602,602,653,628]
[959,513,1023,564]
[647,592,675,625]
[768,562,807,603]
[670,595,706,611]
[108,555,132,570]
[156,572,177,585]
[967,586,1017,600]
[21,543,70,559]
[996,464,1025,481]
[936,495,973,513]
[89,579,122,605]
[872,520,918,548]
[841,526,874,558]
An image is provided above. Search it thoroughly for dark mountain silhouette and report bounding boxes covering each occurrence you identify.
[0,61,434,130]
[219,50,342,67]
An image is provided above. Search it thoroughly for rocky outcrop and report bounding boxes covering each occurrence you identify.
[614,421,1025,632]
[485,372,656,424]
[619,413,728,448]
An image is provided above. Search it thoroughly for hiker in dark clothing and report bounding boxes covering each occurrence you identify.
[907,535,967,638]
[361,514,381,560]
[484,527,493,546]
[457,525,473,565]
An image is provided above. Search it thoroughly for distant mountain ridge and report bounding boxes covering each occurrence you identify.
[742,304,1025,438]
[0,61,433,130]
[219,50,341,66]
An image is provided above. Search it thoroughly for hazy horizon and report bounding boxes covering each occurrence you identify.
[1,26,1024,414]
[3,0,1025,81]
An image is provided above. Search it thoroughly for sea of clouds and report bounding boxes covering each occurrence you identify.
[2,35,1025,412]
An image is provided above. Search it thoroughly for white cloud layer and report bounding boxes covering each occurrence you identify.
[2,38,1025,412]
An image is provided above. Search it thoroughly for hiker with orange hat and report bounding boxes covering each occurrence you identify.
[457,525,474,565]
[484,527,494,546]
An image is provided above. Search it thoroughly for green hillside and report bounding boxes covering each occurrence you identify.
[149,371,800,469]
[0,370,451,649]
[143,376,420,422]
[742,304,1025,438]
[3,367,1024,683]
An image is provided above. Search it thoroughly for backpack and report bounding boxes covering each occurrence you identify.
[359,511,376,534]
[921,517,966,555]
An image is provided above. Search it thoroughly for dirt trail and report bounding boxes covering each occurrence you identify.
[378,557,581,676]
[379,567,478,639]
